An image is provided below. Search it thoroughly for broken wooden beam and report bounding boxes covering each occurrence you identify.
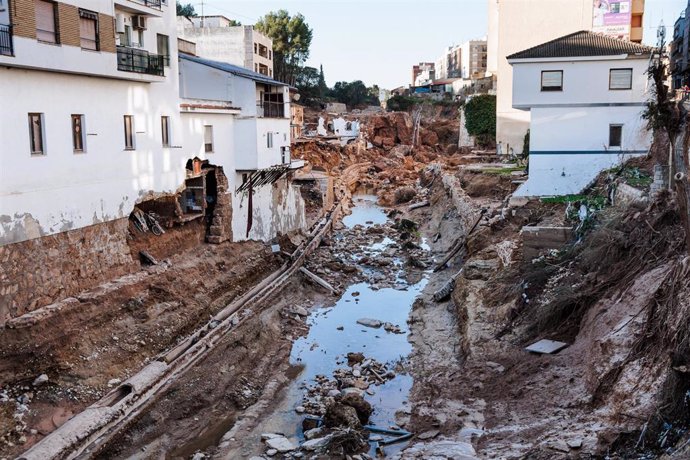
[299,267,339,295]
[408,200,430,211]
[433,209,487,272]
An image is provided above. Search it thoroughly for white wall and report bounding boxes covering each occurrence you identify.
[496,0,594,152]
[511,57,649,108]
[514,105,651,196]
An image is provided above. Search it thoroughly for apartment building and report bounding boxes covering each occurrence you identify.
[488,0,645,155]
[671,7,689,90]
[460,39,488,79]
[177,15,274,77]
[436,45,462,80]
[412,62,435,86]
[0,0,305,323]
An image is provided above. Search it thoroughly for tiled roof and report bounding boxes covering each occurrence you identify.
[507,30,653,60]
[180,54,287,86]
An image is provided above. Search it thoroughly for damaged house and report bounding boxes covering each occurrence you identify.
[508,31,653,196]
[0,0,306,324]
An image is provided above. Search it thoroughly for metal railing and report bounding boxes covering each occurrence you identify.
[256,101,286,118]
[125,0,162,10]
[0,24,13,56]
[117,46,166,76]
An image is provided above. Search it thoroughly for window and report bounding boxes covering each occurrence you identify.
[28,113,45,155]
[281,146,290,164]
[609,124,623,147]
[72,114,86,152]
[35,0,58,44]
[120,25,131,47]
[609,68,633,90]
[161,116,170,147]
[267,132,273,148]
[79,9,99,50]
[269,50,272,60]
[541,70,563,91]
[204,125,213,152]
[157,34,170,65]
[124,115,135,150]
[254,42,257,54]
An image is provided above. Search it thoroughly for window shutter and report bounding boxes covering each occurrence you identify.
[610,69,632,90]
[35,0,56,43]
[542,71,562,89]
[80,17,97,50]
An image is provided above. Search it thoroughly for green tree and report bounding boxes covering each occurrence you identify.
[330,80,378,108]
[176,1,197,17]
[295,66,321,106]
[255,10,313,86]
[464,94,496,147]
[318,65,328,99]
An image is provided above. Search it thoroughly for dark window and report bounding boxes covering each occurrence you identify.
[609,68,633,90]
[609,124,623,147]
[204,125,213,152]
[28,113,45,155]
[79,9,99,50]
[157,34,170,65]
[541,70,563,91]
[72,114,85,152]
[161,116,170,146]
[35,0,59,44]
[124,115,135,150]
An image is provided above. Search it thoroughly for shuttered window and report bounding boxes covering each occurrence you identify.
[79,9,99,51]
[541,70,563,91]
[609,68,632,90]
[28,113,45,155]
[72,114,85,152]
[161,116,170,147]
[124,115,135,150]
[35,0,58,44]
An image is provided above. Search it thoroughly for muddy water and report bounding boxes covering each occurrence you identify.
[253,195,430,456]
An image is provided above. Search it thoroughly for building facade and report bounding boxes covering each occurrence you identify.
[436,45,462,80]
[460,39,488,79]
[671,7,689,90]
[509,31,652,196]
[177,15,274,77]
[0,0,305,323]
[412,62,435,86]
[490,0,645,155]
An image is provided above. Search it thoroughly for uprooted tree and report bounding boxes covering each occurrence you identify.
[255,10,313,86]
[643,38,690,252]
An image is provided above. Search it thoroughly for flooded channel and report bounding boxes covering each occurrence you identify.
[251,195,431,457]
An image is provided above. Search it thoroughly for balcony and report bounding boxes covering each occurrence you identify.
[117,46,166,76]
[0,24,13,56]
[256,100,286,118]
[126,0,161,9]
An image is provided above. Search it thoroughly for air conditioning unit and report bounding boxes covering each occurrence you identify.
[132,15,147,30]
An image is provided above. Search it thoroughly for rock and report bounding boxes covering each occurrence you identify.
[265,436,296,453]
[341,393,373,424]
[261,433,282,441]
[347,352,365,365]
[324,403,362,429]
[302,434,333,451]
[337,326,344,331]
[417,429,440,440]
[548,440,571,453]
[32,374,49,387]
[383,322,403,334]
[356,318,382,328]
[394,187,416,204]
[265,449,278,457]
[567,438,583,449]
[107,378,122,387]
[295,406,305,414]
[342,387,365,397]
[304,427,324,440]
[294,306,308,317]
[191,454,207,460]
[485,361,505,373]
[327,389,342,398]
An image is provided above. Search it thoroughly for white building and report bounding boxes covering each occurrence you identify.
[509,31,653,197]
[177,15,274,77]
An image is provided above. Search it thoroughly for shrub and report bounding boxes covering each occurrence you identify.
[464,94,496,147]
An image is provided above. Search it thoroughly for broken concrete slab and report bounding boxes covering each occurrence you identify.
[525,339,568,354]
[265,435,296,452]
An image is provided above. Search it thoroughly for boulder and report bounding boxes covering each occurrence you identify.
[324,403,362,429]
[341,393,372,424]
[356,318,382,328]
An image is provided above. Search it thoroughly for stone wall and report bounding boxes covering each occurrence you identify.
[0,218,137,324]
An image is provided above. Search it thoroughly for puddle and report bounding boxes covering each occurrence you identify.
[342,195,388,228]
[251,195,431,457]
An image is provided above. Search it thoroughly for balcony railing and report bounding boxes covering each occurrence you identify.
[0,24,13,56]
[125,0,162,10]
[117,46,166,76]
[256,100,286,118]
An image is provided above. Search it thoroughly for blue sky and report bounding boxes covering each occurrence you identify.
[198,0,687,89]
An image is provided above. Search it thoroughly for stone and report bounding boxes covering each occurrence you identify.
[341,393,373,424]
[341,387,365,397]
[265,436,296,453]
[548,440,571,453]
[304,427,324,440]
[261,433,281,441]
[295,406,305,414]
[567,438,583,449]
[294,306,308,317]
[324,403,362,429]
[107,378,122,387]
[356,318,382,328]
[301,434,333,451]
[417,429,440,440]
[265,449,278,457]
[327,389,341,398]
[32,374,49,387]
[346,352,365,365]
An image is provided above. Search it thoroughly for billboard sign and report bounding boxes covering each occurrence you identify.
[592,0,631,40]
